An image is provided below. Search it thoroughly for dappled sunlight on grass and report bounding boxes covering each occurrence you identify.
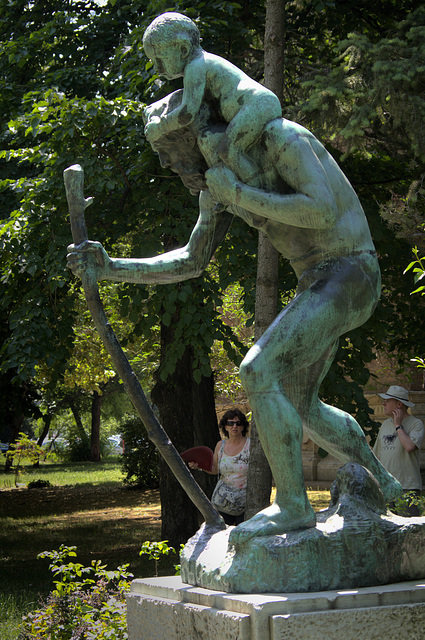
[0,458,126,489]
[306,488,332,512]
[271,486,331,512]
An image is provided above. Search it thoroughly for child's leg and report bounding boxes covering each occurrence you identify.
[218,94,281,186]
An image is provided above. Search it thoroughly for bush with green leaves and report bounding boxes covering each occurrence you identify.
[19,545,132,640]
[63,427,111,463]
[393,491,425,517]
[120,416,159,489]
[27,479,53,489]
[6,433,50,486]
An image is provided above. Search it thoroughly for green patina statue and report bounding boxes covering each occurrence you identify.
[67,12,402,544]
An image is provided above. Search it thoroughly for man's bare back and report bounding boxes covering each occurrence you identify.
[206,118,375,277]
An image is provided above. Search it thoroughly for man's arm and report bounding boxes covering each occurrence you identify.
[206,133,338,230]
[67,191,232,284]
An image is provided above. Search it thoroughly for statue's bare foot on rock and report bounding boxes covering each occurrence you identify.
[229,502,316,546]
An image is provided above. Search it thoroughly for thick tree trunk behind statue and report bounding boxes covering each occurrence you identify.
[245,0,285,519]
[151,321,218,548]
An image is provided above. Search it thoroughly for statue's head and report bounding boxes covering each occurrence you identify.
[145,91,209,195]
[152,129,208,196]
[143,12,201,70]
[144,90,226,195]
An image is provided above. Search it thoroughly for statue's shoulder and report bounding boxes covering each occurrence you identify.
[264,117,315,144]
[263,118,327,165]
[262,118,316,162]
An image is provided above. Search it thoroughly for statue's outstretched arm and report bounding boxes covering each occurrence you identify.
[67,191,232,285]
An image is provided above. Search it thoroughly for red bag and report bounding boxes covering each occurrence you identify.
[181,446,214,472]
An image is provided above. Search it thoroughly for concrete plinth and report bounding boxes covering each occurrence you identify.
[126,576,425,640]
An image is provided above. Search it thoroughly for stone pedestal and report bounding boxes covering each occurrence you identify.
[127,576,425,640]
[126,464,425,638]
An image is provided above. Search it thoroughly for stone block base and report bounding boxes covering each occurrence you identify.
[127,576,425,640]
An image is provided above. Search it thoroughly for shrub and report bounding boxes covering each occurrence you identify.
[19,545,132,640]
[63,430,92,462]
[139,540,179,577]
[27,479,53,489]
[393,491,425,516]
[6,434,50,486]
[62,431,110,462]
[120,417,159,488]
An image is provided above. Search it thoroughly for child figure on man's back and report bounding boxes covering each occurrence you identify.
[143,12,282,189]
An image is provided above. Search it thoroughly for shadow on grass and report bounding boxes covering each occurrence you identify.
[0,484,166,600]
[3,485,158,514]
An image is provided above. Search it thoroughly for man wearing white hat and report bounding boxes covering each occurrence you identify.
[373,385,424,516]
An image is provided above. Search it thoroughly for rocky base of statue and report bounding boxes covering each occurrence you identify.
[181,463,425,593]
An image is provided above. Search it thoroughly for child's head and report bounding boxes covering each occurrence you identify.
[143,12,200,57]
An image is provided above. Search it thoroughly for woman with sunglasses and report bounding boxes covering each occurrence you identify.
[190,408,250,525]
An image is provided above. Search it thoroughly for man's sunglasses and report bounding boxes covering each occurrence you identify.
[226,420,241,426]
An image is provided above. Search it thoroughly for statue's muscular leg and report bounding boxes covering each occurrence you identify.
[231,371,317,544]
[230,257,401,544]
[290,347,402,503]
[231,290,333,545]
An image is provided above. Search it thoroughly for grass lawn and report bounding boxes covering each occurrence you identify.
[0,458,331,639]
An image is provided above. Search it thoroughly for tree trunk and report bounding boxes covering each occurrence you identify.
[245,234,279,517]
[245,0,285,519]
[37,414,51,447]
[151,325,218,549]
[34,413,52,468]
[90,391,102,462]
[70,402,87,439]
[4,397,25,473]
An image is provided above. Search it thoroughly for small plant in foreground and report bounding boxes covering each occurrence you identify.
[6,433,50,487]
[19,545,132,640]
[139,540,178,577]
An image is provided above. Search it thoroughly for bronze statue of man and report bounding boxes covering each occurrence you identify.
[67,14,402,544]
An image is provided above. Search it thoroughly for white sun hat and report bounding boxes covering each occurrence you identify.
[378,385,415,408]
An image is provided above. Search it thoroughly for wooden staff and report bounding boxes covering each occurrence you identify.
[64,164,224,530]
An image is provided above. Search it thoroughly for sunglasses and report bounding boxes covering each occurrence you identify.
[226,420,241,426]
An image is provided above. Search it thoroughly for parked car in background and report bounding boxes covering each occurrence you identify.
[42,437,67,454]
[107,435,124,454]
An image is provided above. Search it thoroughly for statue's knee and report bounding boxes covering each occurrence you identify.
[240,357,263,392]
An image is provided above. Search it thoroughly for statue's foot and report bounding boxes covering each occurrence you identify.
[229,502,316,546]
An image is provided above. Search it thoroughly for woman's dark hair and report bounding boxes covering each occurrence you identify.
[218,408,249,438]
